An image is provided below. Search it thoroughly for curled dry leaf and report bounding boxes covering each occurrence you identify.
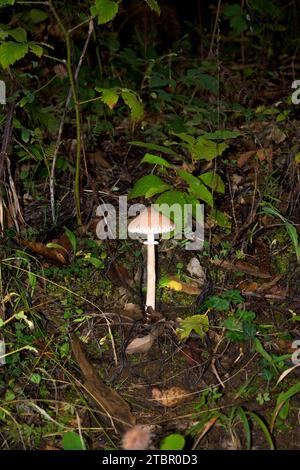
[16,237,69,265]
[152,387,189,407]
[126,334,155,354]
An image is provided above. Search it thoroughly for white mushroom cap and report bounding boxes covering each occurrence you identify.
[128,207,175,238]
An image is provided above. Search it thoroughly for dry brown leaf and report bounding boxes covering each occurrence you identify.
[152,386,189,407]
[237,150,256,168]
[126,334,155,354]
[123,303,143,320]
[16,237,69,265]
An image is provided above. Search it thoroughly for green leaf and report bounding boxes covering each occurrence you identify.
[61,431,86,450]
[0,0,15,6]
[87,256,102,268]
[96,87,119,110]
[222,289,244,303]
[199,172,225,193]
[160,434,185,450]
[144,0,161,15]
[254,338,277,371]
[203,296,230,311]
[30,373,42,384]
[9,27,27,42]
[29,9,48,23]
[29,43,43,58]
[194,138,228,161]
[210,209,231,230]
[130,141,178,157]
[0,42,28,69]
[178,314,209,340]
[246,411,275,450]
[121,89,144,121]
[178,170,213,206]
[64,227,77,253]
[90,0,119,24]
[128,175,170,199]
[141,153,172,168]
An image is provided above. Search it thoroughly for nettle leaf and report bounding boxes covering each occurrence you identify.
[121,89,144,121]
[199,172,225,193]
[9,27,27,42]
[144,0,161,15]
[29,43,43,58]
[0,42,28,69]
[141,153,173,168]
[178,314,209,341]
[95,87,119,110]
[90,0,119,25]
[128,175,170,199]
[194,138,228,161]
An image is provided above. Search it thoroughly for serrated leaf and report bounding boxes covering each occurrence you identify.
[0,41,28,69]
[129,175,170,199]
[141,153,172,168]
[121,89,144,121]
[90,0,119,24]
[96,87,119,109]
[178,314,209,340]
[144,0,160,15]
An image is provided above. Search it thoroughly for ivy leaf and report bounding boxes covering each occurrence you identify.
[144,0,161,15]
[96,87,119,110]
[141,153,173,168]
[128,175,170,199]
[178,314,209,341]
[0,42,29,69]
[90,0,119,24]
[121,89,144,121]
[199,172,225,193]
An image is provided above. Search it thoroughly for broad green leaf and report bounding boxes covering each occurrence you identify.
[188,182,213,206]
[0,42,28,69]
[203,296,230,311]
[29,43,43,58]
[144,0,160,15]
[178,314,209,340]
[0,0,15,7]
[210,208,231,230]
[128,175,170,199]
[87,256,103,268]
[29,8,48,23]
[141,153,172,168]
[160,434,185,450]
[121,89,144,121]
[96,87,119,110]
[61,431,86,450]
[90,0,119,24]
[129,140,178,157]
[9,27,27,42]
[194,138,228,161]
[30,373,41,384]
[199,172,225,193]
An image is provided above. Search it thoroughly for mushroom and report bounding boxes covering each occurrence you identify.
[128,207,175,310]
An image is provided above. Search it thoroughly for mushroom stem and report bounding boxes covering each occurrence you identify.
[145,233,156,310]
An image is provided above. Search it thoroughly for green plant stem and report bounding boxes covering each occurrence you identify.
[48,0,82,225]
